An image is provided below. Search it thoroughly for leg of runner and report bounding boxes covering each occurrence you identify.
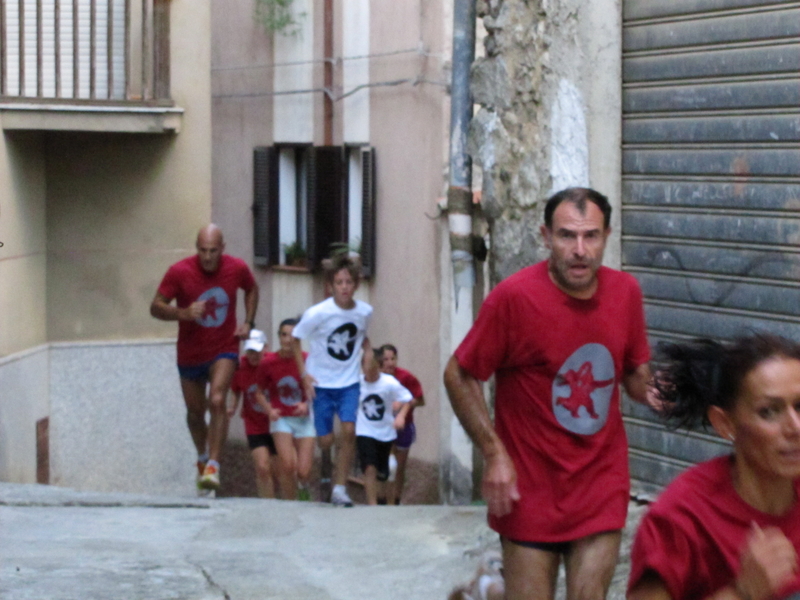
[500,537,561,600]
[564,530,621,600]
[273,431,298,500]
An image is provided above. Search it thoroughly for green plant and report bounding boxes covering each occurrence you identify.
[327,239,361,259]
[282,241,308,267]
[254,0,305,36]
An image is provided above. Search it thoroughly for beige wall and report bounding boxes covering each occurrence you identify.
[0,133,47,357]
[46,0,213,342]
[0,0,213,485]
[364,2,447,464]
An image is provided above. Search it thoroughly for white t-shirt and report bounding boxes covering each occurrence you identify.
[292,297,373,388]
[356,373,412,442]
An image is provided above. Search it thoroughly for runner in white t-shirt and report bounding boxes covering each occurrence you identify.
[356,350,412,505]
[291,255,372,507]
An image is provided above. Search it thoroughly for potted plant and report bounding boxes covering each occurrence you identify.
[282,241,308,268]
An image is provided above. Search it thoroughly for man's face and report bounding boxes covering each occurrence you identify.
[196,234,224,273]
[541,201,610,299]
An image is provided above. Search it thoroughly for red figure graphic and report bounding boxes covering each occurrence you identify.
[201,296,222,321]
[555,361,614,419]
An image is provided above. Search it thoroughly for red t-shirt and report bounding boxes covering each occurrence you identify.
[157,254,256,366]
[455,261,650,542]
[257,352,308,418]
[393,367,423,425]
[230,357,270,436]
[629,456,800,600]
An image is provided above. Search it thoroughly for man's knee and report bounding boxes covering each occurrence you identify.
[208,389,227,412]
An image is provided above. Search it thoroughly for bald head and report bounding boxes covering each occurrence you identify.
[196,224,225,273]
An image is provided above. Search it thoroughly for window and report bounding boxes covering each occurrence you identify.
[253,144,376,276]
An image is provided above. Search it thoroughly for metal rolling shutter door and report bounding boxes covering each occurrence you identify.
[621,0,800,491]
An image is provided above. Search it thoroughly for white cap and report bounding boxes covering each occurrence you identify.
[243,329,267,352]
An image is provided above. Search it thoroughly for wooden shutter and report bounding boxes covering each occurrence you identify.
[360,147,376,278]
[253,146,279,266]
[307,145,345,270]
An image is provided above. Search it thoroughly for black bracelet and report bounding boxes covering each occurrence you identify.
[247,320,255,328]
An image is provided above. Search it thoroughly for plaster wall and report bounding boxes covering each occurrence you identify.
[0,132,47,357]
[0,346,49,483]
[45,0,213,343]
[48,340,196,495]
[363,1,448,465]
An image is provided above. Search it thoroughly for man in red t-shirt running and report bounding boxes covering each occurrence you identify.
[150,224,258,492]
[445,188,658,600]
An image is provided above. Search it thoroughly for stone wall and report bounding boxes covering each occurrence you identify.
[469,0,623,284]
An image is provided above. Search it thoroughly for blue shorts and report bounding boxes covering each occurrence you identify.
[177,352,238,381]
[313,383,360,437]
[394,421,416,450]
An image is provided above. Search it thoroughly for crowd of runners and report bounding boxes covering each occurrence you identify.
[150,230,423,505]
[151,187,800,600]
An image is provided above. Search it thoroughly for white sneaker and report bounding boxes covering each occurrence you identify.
[330,488,354,507]
[388,454,398,482]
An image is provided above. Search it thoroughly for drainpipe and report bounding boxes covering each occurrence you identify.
[447,0,476,310]
[442,0,478,507]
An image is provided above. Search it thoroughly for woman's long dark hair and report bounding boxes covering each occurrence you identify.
[655,333,800,429]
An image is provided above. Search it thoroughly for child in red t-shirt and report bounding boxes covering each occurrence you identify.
[228,329,277,498]
[257,319,316,501]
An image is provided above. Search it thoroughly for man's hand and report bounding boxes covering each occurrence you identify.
[234,321,251,339]
[736,524,798,600]
[482,449,521,518]
[184,301,206,321]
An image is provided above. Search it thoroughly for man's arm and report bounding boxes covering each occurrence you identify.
[443,355,519,516]
[234,285,259,338]
[150,291,205,322]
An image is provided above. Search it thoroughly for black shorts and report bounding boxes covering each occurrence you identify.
[247,433,276,455]
[504,536,571,555]
[356,436,393,481]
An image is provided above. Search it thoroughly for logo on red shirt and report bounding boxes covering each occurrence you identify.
[195,287,230,328]
[277,376,302,407]
[552,343,615,435]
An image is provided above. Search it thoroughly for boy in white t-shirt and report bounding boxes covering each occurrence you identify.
[291,255,372,507]
[356,349,412,505]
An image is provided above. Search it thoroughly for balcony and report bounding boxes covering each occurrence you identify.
[0,0,182,133]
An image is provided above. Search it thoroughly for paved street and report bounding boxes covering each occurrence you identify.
[0,482,647,600]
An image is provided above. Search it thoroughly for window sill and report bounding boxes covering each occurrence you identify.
[270,265,311,274]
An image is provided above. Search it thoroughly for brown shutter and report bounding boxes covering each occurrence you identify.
[307,145,345,270]
[360,147,376,278]
[252,146,279,266]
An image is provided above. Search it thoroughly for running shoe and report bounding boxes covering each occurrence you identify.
[198,463,220,491]
[330,487,354,507]
[297,487,311,502]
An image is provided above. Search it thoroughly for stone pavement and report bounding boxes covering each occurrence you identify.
[0,482,648,600]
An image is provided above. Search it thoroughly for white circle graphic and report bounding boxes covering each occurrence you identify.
[552,343,615,435]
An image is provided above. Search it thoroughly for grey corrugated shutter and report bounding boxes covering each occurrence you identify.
[307,146,345,270]
[622,0,800,491]
[253,146,279,266]
[360,147,376,279]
